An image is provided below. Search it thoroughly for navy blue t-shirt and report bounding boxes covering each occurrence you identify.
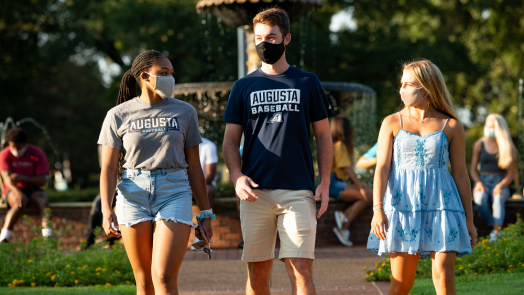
[223,66,333,192]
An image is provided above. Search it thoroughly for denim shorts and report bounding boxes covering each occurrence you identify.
[115,168,194,228]
[329,173,348,199]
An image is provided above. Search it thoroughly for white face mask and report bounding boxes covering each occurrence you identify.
[400,87,429,107]
[10,145,28,158]
[484,128,495,138]
[144,72,175,99]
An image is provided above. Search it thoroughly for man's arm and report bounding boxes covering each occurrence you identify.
[204,163,217,185]
[312,118,333,218]
[9,174,46,187]
[1,170,24,207]
[223,123,258,201]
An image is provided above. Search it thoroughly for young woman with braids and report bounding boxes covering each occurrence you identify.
[98,50,213,295]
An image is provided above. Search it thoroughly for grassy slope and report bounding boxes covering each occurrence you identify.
[0,285,136,295]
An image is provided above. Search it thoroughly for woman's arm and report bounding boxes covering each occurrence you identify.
[494,149,517,196]
[469,140,485,194]
[448,119,477,248]
[371,115,396,240]
[185,145,213,239]
[356,156,377,169]
[100,145,121,238]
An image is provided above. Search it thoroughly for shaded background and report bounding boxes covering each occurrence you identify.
[1,0,523,190]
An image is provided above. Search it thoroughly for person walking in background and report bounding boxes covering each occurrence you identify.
[329,115,372,247]
[0,127,52,243]
[98,50,213,295]
[470,114,516,241]
[356,142,377,169]
[222,8,333,294]
[368,59,477,295]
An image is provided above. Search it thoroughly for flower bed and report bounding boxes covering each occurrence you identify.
[365,214,524,281]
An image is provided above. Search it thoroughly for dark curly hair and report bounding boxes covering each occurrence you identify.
[6,127,28,144]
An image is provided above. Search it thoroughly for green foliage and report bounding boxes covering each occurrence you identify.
[215,181,235,199]
[0,212,133,288]
[44,187,99,203]
[365,215,524,281]
[0,285,136,295]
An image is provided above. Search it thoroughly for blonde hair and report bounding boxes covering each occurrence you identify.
[402,59,457,119]
[485,114,516,169]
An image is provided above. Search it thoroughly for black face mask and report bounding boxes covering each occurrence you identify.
[256,40,286,64]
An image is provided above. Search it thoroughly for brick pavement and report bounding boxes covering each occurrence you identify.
[179,246,390,294]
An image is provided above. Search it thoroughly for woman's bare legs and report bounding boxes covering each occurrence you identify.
[339,184,372,230]
[120,221,155,295]
[389,252,420,295]
[431,251,456,295]
[151,220,192,295]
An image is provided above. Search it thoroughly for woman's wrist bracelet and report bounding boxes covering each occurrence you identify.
[373,202,384,208]
[373,207,384,211]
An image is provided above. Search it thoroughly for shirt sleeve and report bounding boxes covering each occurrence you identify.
[363,143,378,159]
[334,143,351,169]
[204,142,219,165]
[33,148,50,176]
[0,149,10,171]
[223,81,244,125]
[185,110,203,148]
[309,75,334,122]
[97,111,123,150]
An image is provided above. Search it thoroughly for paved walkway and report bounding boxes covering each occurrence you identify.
[178,246,391,294]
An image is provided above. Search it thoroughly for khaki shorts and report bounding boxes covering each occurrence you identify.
[240,189,317,262]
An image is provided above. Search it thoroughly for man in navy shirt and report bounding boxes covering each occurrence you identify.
[223,8,333,294]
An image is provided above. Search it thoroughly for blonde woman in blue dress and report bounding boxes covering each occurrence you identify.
[367,59,477,295]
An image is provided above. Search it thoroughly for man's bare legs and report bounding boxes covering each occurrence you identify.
[285,258,315,295]
[246,259,273,295]
[246,258,315,295]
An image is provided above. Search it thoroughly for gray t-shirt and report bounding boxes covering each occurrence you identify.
[98,97,202,170]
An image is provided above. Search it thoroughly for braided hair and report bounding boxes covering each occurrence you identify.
[116,50,165,179]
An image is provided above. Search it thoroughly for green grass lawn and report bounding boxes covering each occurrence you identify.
[411,272,524,294]
[0,285,136,294]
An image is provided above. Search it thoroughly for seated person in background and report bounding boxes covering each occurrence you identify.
[0,127,51,243]
[191,137,218,249]
[356,142,377,169]
[470,114,516,241]
[329,116,372,247]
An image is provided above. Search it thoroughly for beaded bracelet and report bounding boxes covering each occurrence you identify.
[373,202,384,208]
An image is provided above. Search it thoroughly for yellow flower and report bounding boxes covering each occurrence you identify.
[366,274,369,278]
[51,274,56,281]
[70,271,75,275]
[105,282,112,286]
[8,283,12,287]
[28,259,33,263]
[510,265,513,268]
[382,263,386,267]
[508,270,511,273]
[46,272,51,277]
[370,272,374,276]
[75,280,79,284]
[97,273,100,276]
[31,282,36,287]
[66,265,70,268]
[457,258,462,261]
[115,270,120,274]
[386,258,390,262]
[126,281,131,285]
[102,268,106,272]
[503,238,507,241]
[459,266,464,270]
[95,267,102,272]
[474,273,477,275]
[468,264,471,267]
[488,264,491,267]
[32,277,35,279]
[378,268,382,272]
[486,247,491,250]
[83,265,88,269]
[363,266,367,270]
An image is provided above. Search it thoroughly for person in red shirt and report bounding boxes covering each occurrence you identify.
[0,127,51,243]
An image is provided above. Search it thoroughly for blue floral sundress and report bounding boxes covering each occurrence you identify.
[367,113,472,259]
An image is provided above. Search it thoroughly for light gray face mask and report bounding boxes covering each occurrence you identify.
[145,72,175,99]
[400,87,429,107]
[10,145,28,158]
